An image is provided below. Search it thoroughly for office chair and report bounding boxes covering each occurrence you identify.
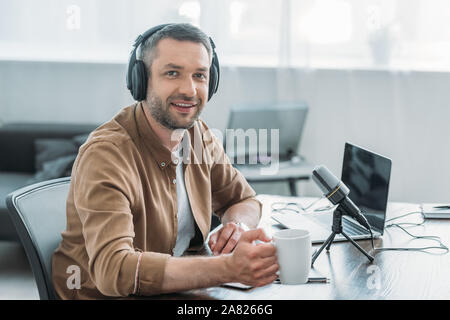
[6,177,71,300]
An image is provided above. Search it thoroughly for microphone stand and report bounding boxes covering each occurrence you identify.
[311,204,374,267]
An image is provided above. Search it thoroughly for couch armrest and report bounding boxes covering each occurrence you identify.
[0,123,98,173]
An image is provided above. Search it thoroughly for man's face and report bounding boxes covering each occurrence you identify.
[145,38,210,130]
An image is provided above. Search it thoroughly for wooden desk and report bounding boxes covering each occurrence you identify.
[152,195,450,300]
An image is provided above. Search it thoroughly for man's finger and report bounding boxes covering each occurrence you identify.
[221,229,242,254]
[240,228,271,243]
[254,262,279,280]
[255,273,279,287]
[254,243,277,258]
[208,231,220,250]
[213,225,235,255]
[256,255,278,268]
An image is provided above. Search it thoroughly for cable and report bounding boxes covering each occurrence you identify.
[271,201,302,214]
[271,197,333,215]
[372,210,449,254]
[302,197,326,211]
[271,201,448,254]
[369,228,375,251]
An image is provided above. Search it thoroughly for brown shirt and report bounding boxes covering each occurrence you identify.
[52,102,259,299]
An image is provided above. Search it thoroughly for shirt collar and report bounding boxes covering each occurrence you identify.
[135,102,175,170]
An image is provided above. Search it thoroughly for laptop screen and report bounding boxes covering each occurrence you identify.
[341,143,392,234]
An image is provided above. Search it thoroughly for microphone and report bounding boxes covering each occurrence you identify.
[311,165,372,232]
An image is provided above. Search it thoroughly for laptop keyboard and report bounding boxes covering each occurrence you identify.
[342,218,370,236]
[304,213,370,236]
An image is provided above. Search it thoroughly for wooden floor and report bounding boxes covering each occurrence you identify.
[0,241,39,300]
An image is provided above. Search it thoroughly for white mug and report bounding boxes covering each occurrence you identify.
[273,229,311,285]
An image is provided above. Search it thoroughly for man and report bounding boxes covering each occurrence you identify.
[52,23,279,299]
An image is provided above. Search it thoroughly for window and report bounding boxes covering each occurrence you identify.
[1,0,450,71]
[202,0,283,66]
[0,0,199,62]
[289,0,450,70]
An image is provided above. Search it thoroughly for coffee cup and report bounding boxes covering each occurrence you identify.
[273,229,311,284]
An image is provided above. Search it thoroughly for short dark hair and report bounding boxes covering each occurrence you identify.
[137,23,212,77]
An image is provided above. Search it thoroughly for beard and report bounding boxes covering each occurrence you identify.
[146,92,203,130]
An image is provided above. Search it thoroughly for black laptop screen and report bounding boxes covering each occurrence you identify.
[341,143,392,233]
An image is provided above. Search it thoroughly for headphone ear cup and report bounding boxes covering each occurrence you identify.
[208,54,220,101]
[208,66,217,102]
[131,60,148,101]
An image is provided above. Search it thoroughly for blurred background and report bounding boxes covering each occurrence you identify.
[1,0,450,203]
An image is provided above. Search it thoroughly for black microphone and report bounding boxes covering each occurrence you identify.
[311,165,372,232]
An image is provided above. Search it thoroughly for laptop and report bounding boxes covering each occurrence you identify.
[271,142,392,244]
[225,103,308,165]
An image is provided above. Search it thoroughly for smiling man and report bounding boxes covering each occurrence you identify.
[51,23,279,299]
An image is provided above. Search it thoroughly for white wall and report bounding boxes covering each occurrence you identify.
[0,61,132,124]
[206,67,450,203]
[1,60,449,203]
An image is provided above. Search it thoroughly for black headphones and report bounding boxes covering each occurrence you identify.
[126,23,220,102]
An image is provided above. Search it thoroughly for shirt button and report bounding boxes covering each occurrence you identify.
[161,162,166,167]
[172,179,177,184]
[173,159,179,165]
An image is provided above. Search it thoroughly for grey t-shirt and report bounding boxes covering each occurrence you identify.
[172,147,196,257]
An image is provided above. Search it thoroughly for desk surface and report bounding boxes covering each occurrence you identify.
[152,195,450,300]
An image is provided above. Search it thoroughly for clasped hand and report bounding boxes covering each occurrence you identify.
[208,223,279,287]
[208,222,246,255]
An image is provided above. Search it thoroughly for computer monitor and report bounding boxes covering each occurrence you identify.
[225,103,308,162]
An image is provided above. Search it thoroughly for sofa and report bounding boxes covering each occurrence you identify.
[0,123,98,241]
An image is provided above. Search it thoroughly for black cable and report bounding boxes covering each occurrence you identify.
[369,228,375,251]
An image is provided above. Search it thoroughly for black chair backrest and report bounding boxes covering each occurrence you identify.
[6,177,70,300]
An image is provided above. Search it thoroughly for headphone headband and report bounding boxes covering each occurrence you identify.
[126,23,220,102]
